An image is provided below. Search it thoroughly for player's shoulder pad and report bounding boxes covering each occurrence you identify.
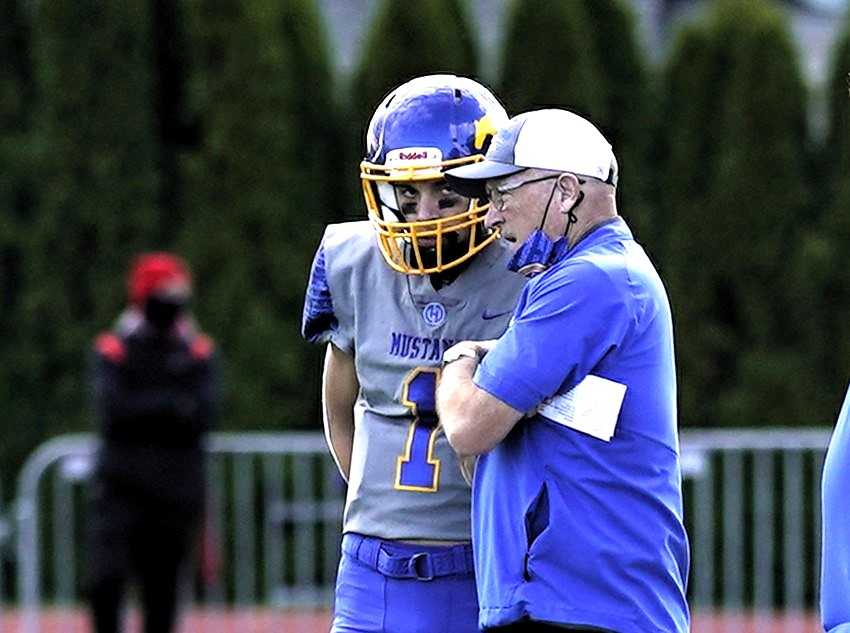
[94,332,126,364]
[320,221,377,268]
[303,241,336,344]
[302,221,373,344]
[190,333,215,360]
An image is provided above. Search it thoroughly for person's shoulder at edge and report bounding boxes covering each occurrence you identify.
[187,332,215,361]
[320,220,379,264]
[93,315,216,365]
[93,331,126,365]
[303,220,376,345]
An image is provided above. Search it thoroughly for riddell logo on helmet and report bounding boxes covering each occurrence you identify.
[386,147,443,166]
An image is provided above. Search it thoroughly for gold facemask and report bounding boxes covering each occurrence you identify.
[360,154,497,275]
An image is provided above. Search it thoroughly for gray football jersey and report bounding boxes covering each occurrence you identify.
[302,221,526,540]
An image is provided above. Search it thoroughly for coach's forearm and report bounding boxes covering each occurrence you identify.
[437,359,522,456]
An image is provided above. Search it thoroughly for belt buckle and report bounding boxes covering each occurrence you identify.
[408,552,434,581]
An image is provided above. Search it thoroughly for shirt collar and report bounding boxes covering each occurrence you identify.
[566,216,631,257]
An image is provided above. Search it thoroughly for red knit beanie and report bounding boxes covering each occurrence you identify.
[127,252,192,307]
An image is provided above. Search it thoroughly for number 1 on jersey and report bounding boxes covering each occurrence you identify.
[395,367,441,492]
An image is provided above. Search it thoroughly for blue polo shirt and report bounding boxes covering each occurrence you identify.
[472,218,690,633]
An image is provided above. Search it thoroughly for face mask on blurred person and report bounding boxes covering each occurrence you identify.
[143,295,187,332]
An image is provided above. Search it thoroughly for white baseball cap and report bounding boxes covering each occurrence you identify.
[445,109,618,197]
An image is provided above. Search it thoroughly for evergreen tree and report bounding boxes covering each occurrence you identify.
[350,0,478,133]
[659,0,810,426]
[579,0,654,241]
[497,0,604,120]
[790,18,850,420]
[0,0,31,327]
[824,16,850,197]
[180,0,337,431]
[150,0,197,245]
[497,1,654,235]
[0,0,36,483]
[17,0,160,463]
[345,0,479,219]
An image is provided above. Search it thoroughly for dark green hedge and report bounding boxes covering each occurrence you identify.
[825,16,850,196]
[789,17,850,421]
[498,0,654,238]
[344,0,479,218]
[178,0,336,431]
[10,1,161,477]
[658,0,812,426]
[498,0,604,118]
[0,0,36,487]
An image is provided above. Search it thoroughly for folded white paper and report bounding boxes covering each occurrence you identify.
[537,374,627,442]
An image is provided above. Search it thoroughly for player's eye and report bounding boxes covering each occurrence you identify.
[396,185,418,199]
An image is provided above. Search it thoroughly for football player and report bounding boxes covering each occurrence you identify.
[301,75,525,633]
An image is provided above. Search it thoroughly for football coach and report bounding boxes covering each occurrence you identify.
[436,109,690,633]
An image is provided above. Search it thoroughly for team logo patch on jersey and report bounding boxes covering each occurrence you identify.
[421,302,447,328]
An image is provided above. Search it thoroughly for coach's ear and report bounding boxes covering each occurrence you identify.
[556,172,581,207]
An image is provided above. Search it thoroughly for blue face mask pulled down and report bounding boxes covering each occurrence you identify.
[505,182,585,278]
[507,229,570,277]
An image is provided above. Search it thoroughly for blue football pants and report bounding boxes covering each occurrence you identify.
[332,533,479,633]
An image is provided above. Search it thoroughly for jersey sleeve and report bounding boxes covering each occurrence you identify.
[822,384,850,633]
[473,260,630,414]
[301,230,354,352]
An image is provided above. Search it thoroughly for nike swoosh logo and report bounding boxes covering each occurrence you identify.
[482,309,512,321]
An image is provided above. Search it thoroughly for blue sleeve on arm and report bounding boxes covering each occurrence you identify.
[822,384,850,633]
[301,245,338,344]
[474,261,629,413]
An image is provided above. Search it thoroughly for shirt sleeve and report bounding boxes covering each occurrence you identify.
[473,260,631,414]
[822,384,850,633]
[301,237,354,352]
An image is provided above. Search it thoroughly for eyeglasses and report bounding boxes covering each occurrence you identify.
[485,174,562,213]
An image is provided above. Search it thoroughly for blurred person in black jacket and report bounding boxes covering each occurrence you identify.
[86,252,219,633]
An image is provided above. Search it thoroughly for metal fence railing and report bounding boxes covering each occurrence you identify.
[11,428,835,633]
[15,432,342,633]
[680,428,831,618]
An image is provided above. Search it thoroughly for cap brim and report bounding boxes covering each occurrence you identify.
[444,160,526,198]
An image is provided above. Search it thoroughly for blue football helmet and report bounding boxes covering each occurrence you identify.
[361,75,508,274]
